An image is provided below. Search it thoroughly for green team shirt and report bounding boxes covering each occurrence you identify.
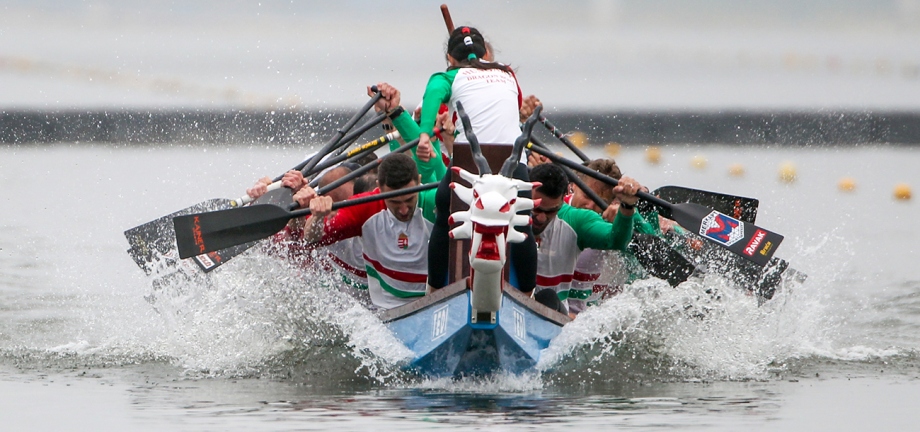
[390,110,448,182]
[556,204,635,252]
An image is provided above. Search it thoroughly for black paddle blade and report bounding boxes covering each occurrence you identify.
[125,198,233,275]
[628,233,699,287]
[669,202,783,267]
[190,187,296,272]
[173,204,293,259]
[650,186,759,223]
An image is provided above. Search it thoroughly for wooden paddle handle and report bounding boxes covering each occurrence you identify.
[441,4,454,32]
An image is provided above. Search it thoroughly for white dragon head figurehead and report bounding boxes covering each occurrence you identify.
[448,100,542,316]
[448,167,539,274]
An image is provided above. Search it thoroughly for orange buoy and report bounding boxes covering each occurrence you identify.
[893,183,912,200]
[778,162,797,183]
[569,131,587,149]
[646,146,662,164]
[691,155,707,170]
[838,177,856,192]
[728,163,745,177]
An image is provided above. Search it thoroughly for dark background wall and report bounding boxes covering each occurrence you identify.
[2,110,919,146]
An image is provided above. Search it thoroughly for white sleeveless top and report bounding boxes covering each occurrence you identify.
[448,67,522,146]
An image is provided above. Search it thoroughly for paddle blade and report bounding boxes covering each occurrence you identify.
[186,187,297,272]
[651,185,759,223]
[125,198,233,275]
[669,202,783,267]
[173,204,293,259]
[628,233,699,287]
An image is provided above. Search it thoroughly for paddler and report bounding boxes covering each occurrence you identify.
[526,163,644,315]
[290,152,438,310]
[417,25,542,294]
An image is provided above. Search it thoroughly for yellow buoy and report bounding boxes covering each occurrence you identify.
[728,163,745,177]
[569,131,587,149]
[604,142,621,157]
[691,155,707,170]
[646,146,662,164]
[893,183,912,200]
[838,177,856,192]
[778,162,797,183]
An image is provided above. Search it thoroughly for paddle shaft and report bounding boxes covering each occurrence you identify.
[529,134,609,211]
[323,111,388,160]
[290,182,438,219]
[235,130,394,207]
[314,138,420,198]
[300,87,382,176]
[527,143,666,208]
[262,99,385,187]
[538,116,590,162]
[306,131,399,186]
[312,128,440,197]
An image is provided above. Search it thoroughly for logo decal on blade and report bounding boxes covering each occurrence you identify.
[744,229,767,256]
[699,211,744,246]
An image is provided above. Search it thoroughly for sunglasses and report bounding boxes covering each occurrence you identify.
[532,204,562,216]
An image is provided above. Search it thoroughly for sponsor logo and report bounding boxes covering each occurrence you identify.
[397,232,409,250]
[194,253,216,269]
[192,216,206,253]
[760,241,773,256]
[699,211,744,246]
[744,229,767,256]
[432,305,449,340]
[513,308,526,341]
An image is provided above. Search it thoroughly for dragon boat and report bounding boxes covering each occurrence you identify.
[378,136,572,378]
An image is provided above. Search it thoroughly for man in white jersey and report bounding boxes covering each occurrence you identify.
[528,163,643,315]
[290,153,438,310]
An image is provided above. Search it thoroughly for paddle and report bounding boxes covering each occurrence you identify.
[524,143,784,267]
[527,134,702,285]
[646,186,759,224]
[124,127,400,272]
[188,133,424,271]
[126,90,384,276]
[174,182,438,258]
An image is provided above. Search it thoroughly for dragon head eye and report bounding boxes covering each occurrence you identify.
[499,202,511,213]
[475,198,484,210]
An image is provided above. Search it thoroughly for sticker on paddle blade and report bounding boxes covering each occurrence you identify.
[699,211,745,246]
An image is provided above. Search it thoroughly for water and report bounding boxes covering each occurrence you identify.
[1,142,919,430]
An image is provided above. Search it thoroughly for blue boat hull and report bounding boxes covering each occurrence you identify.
[379,279,570,377]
